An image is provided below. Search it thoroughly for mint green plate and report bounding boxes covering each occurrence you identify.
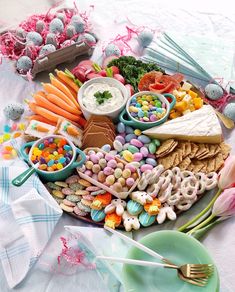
[122,231,219,292]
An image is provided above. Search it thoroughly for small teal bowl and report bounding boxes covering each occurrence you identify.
[20,135,86,182]
[119,91,176,130]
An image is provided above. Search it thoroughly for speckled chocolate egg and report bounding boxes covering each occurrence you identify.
[205,84,223,100]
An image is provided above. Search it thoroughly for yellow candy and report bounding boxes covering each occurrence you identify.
[142,101,149,106]
[11,149,17,157]
[57,163,63,170]
[142,105,149,111]
[122,150,134,162]
[122,169,131,179]
[146,95,153,101]
[0,136,3,144]
[134,129,142,136]
[53,151,58,156]
[129,106,139,113]
[106,175,115,185]
[18,123,25,131]
[3,133,11,141]
[118,177,126,186]
[48,154,55,160]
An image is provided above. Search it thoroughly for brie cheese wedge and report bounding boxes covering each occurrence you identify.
[143,105,223,144]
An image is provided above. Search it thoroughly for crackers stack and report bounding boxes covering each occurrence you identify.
[156,139,231,173]
[82,115,115,149]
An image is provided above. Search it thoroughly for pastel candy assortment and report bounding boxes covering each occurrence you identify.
[106,122,161,173]
[31,137,73,172]
[77,148,139,194]
[128,94,167,122]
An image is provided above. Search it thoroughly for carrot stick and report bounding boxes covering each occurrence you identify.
[45,93,81,115]
[33,94,81,122]
[26,114,57,126]
[35,91,46,98]
[57,77,78,99]
[49,74,80,109]
[55,69,79,93]
[42,82,75,108]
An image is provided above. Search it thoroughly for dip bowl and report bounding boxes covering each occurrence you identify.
[77,77,129,121]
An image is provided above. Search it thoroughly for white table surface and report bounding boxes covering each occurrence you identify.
[0,0,235,291]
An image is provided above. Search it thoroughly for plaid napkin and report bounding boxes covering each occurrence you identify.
[0,138,62,288]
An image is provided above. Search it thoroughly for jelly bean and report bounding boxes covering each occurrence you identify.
[113,140,123,152]
[125,163,136,173]
[123,143,130,150]
[114,168,123,178]
[11,123,18,131]
[90,154,99,164]
[125,126,134,134]
[146,158,157,166]
[130,139,143,148]
[147,153,156,159]
[125,133,137,142]
[129,161,140,169]
[140,164,153,172]
[133,152,143,162]
[53,151,58,156]
[126,177,135,187]
[39,164,47,170]
[134,129,142,136]
[18,123,25,131]
[106,175,115,185]
[148,142,157,154]
[150,115,157,122]
[117,122,126,133]
[122,150,134,162]
[140,146,149,157]
[153,139,161,147]
[107,159,117,169]
[139,160,145,166]
[127,145,139,154]
[13,132,21,138]
[138,135,151,144]
[38,143,45,150]
[3,133,11,141]
[115,135,125,145]
[58,157,66,164]
[4,125,11,133]
[103,166,114,176]
[64,145,72,151]
[122,169,131,179]
[87,150,96,155]
[48,159,55,167]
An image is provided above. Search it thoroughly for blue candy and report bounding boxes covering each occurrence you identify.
[49,18,64,33]
[138,109,144,118]
[101,144,111,152]
[138,135,151,144]
[58,157,66,164]
[104,44,121,57]
[64,145,72,151]
[91,209,106,222]
[125,126,134,134]
[38,143,45,150]
[127,200,143,216]
[3,125,11,133]
[16,56,33,73]
[125,133,137,142]
[39,44,56,56]
[71,15,85,33]
[205,84,223,100]
[26,31,43,46]
[139,211,156,227]
[146,158,157,166]
[117,122,126,133]
[47,159,54,167]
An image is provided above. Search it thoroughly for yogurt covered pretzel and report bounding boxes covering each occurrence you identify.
[137,165,164,190]
[181,176,199,200]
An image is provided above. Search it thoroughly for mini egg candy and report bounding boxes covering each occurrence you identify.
[115,135,126,145]
[133,152,143,162]
[125,133,137,142]
[223,103,235,121]
[56,12,66,22]
[103,166,114,176]
[99,158,107,168]
[138,30,154,48]
[107,159,117,169]
[36,20,45,33]
[126,177,135,187]
[46,33,58,47]
[111,182,123,192]
[105,43,121,57]
[122,150,134,162]
[138,135,151,144]
[85,161,93,169]
[122,168,131,179]
[128,145,139,154]
[16,56,33,73]
[146,158,157,166]
[26,31,43,46]
[105,153,115,161]
[106,175,115,186]
[3,103,24,120]
[98,171,106,183]
[49,18,64,33]
[39,44,56,56]
[101,144,111,152]
[66,25,76,38]
[71,15,85,33]
[117,162,124,170]
[118,177,126,187]
[92,164,101,173]
[205,84,223,100]
[77,33,96,45]
[90,153,99,163]
[114,168,123,179]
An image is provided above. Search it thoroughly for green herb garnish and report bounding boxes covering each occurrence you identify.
[94,90,112,105]
[107,56,164,92]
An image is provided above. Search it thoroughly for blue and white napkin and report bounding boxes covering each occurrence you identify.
[0,138,62,288]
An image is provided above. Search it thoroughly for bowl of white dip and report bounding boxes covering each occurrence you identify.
[78,77,129,120]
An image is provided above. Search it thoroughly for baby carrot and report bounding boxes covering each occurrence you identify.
[42,82,75,108]
[28,102,59,123]
[26,115,57,126]
[46,93,81,115]
[33,94,80,122]
[55,69,79,93]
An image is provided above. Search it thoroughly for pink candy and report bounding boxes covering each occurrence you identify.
[147,153,156,159]
[90,154,99,164]
[126,177,135,187]
[125,163,136,173]
[107,159,117,169]
[84,170,92,177]
[133,152,143,162]
[96,152,104,159]
[103,166,114,176]
[140,164,154,173]
[130,139,144,148]
[115,135,125,145]
[140,146,149,157]
[105,153,115,161]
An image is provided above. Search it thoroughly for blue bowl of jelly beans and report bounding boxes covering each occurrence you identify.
[119,91,176,130]
[20,135,86,182]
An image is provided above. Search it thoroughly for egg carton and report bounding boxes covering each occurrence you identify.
[30,41,93,79]
[76,147,141,199]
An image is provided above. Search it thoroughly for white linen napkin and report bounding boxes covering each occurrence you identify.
[0,165,62,288]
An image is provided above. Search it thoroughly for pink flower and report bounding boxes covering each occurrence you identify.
[218,156,235,189]
[212,188,235,217]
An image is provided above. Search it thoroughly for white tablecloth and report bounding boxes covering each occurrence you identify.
[1,0,235,291]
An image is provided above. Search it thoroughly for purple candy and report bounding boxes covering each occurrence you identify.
[130,139,144,148]
[40,157,46,164]
[125,134,136,143]
[140,146,149,157]
[147,153,156,159]
[133,152,143,162]
[150,115,157,122]
[115,135,125,145]
[48,137,54,143]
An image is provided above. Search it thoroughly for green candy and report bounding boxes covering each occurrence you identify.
[153,139,161,147]
[139,159,145,166]
[149,142,157,154]
[128,145,139,154]
[155,101,162,108]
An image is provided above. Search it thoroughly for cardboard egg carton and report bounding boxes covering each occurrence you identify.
[31,41,93,78]
[76,147,140,199]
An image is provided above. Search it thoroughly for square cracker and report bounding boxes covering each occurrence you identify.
[156,139,178,157]
[195,144,209,159]
[192,160,205,172]
[198,144,220,160]
[205,157,216,173]
[83,132,113,148]
[219,142,231,160]
[214,153,225,172]
[158,155,174,169]
[188,143,199,158]
[178,157,191,171]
